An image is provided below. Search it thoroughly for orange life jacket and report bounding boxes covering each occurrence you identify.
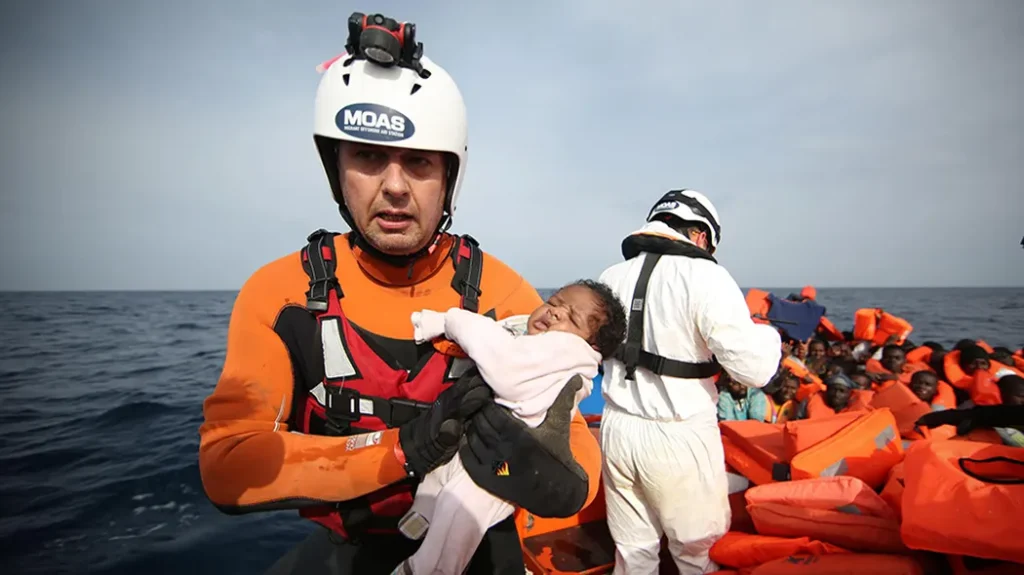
[765,398,796,424]
[782,356,824,402]
[868,380,956,440]
[816,315,844,342]
[295,231,484,537]
[803,390,873,419]
[878,460,905,520]
[747,288,772,324]
[745,476,905,553]
[943,352,1024,405]
[901,440,1024,564]
[904,346,934,365]
[943,350,1024,391]
[721,410,903,490]
[743,553,937,575]
[709,531,848,570]
[852,308,913,346]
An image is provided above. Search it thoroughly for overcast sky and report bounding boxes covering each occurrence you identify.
[1,0,1021,290]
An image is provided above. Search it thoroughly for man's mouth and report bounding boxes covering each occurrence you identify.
[374,210,414,231]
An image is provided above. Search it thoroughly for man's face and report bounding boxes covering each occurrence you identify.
[825,385,852,411]
[338,142,447,255]
[881,347,906,374]
[910,372,939,403]
[809,341,827,360]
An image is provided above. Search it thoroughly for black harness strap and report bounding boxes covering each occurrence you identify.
[298,230,486,433]
[302,228,343,310]
[450,234,483,313]
[615,252,722,381]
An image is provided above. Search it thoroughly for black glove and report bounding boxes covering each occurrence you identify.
[398,370,493,479]
[459,375,590,518]
[916,405,1024,436]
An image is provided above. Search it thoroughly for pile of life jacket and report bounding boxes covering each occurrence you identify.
[710,405,1024,574]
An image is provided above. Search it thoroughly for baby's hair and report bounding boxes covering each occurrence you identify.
[561,279,627,360]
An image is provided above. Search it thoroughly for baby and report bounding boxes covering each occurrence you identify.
[392,279,626,575]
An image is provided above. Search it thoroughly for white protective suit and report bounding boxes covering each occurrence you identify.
[598,220,781,574]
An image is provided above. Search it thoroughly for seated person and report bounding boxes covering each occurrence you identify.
[997,374,1024,407]
[718,371,769,422]
[849,372,873,391]
[806,339,829,376]
[392,280,626,575]
[866,344,929,390]
[795,373,872,419]
[764,373,799,424]
[908,370,956,410]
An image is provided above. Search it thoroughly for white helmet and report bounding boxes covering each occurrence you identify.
[646,189,722,251]
[313,33,468,233]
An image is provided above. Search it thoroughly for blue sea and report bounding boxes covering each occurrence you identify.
[1,288,1021,574]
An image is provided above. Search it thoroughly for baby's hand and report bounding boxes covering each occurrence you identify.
[411,309,447,344]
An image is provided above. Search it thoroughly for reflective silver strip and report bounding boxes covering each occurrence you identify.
[310,382,327,406]
[321,317,356,379]
[820,458,849,477]
[447,357,475,380]
[874,425,896,450]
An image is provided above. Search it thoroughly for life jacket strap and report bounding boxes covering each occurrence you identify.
[616,252,721,381]
[450,234,483,313]
[323,386,431,433]
[302,228,343,311]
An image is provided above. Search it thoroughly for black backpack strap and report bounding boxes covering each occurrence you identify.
[615,252,721,381]
[450,234,483,313]
[301,229,343,311]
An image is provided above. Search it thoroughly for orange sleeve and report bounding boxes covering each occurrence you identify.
[490,273,603,508]
[197,261,406,512]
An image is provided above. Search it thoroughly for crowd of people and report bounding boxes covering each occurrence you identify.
[717,289,1024,446]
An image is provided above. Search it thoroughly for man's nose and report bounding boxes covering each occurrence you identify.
[381,161,411,198]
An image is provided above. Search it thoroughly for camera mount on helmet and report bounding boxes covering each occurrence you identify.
[345,12,429,78]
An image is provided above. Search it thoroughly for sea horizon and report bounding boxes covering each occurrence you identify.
[3,286,1022,294]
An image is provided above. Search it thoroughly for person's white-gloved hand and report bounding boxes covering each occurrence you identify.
[411,309,447,343]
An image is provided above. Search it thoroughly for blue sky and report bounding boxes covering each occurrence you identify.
[2,0,1022,290]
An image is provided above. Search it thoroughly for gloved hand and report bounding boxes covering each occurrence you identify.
[398,370,493,479]
[411,309,448,343]
[459,375,589,518]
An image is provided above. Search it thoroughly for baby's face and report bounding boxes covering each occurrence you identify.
[527,285,603,344]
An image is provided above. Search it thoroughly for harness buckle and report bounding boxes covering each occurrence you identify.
[387,397,431,427]
[325,386,364,427]
[621,342,641,380]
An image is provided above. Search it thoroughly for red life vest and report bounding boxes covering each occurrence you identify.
[294,229,484,539]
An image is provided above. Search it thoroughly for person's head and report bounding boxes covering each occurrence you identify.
[772,374,800,404]
[997,375,1024,406]
[954,339,978,352]
[880,344,906,374]
[800,286,817,301]
[824,373,855,411]
[808,339,828,360]
[922,341,945,352]
[849,373,872,390]
[830,341,853,361]
[724,372,748,399]
[958,344,991,375]
[929,349,948,377]
[793,340,809,360]
[645,189,721,254]
[313,20,468,261]
[527,279,627,359]
[909,371,939,403]
[990,347,1014,366]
